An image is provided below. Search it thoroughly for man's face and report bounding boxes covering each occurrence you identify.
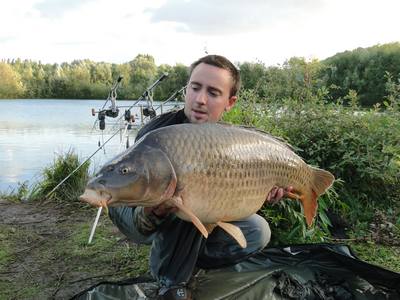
[184,63,237,123]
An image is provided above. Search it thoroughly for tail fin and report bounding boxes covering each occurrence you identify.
[310,167,335,196]
[301,167,335,226]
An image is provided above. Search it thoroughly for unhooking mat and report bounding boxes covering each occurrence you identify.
[71,243,400,299]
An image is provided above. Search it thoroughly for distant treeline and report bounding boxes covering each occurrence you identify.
[1,42,400,107]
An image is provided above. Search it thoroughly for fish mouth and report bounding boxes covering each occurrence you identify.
[79,188,112,209]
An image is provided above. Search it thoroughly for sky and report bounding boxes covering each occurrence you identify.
[1,0,399,67]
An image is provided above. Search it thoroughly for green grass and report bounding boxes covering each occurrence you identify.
[349,241,400,273]
[29,149,90,204]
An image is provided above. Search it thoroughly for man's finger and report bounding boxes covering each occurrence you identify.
[267,187,277,201]
[284,186,294,195]
[276,188,284,200]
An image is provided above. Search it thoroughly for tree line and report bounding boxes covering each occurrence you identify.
[1,42,400,107]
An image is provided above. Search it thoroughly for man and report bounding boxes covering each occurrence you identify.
[109,55,291,300]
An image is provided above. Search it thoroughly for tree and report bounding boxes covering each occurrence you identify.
[0,62,24,98]
[321,43,400,106]
[128,54,157,98]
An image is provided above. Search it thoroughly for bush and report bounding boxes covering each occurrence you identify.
[29,150,90,204]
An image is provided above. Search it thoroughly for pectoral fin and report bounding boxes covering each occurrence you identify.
[160,175,177,201]
[217,221,247,248]
[170,197,208,239]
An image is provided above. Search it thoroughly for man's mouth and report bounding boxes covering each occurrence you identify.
[192,109,207,119]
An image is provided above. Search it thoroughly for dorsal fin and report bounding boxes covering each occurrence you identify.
[217,122,297,152]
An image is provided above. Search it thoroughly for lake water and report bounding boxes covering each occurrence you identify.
[0,99,181,193]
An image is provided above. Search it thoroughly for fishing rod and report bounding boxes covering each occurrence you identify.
[153,85,187,112]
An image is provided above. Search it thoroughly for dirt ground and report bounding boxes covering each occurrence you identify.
[0,198,147,300]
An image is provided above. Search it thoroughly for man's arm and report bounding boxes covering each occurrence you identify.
[109,206,170,245]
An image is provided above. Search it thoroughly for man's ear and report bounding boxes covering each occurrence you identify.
[225,96,237,111]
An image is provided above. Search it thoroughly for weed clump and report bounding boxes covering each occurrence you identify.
[29,150,90,204]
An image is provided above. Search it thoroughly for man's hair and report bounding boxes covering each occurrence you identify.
[189,55,241,97]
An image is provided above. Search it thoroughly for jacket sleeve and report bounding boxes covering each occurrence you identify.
[108,206,167,245]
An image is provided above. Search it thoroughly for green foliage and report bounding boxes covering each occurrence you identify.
[321,42,400,107]
[29,150,90,203]
[1,55,189,100]
[237,57,326,105]
[383,71,400,111]
[0,62,25,98]
[153,63,189,100]
[128,54,158,98]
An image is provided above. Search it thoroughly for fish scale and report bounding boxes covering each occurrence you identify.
[80,123,335,248]
[151,125,297,221]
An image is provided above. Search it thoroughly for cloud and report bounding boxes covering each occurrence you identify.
[0,36,16,44]
[34,0,95,18]
[148,0,323,35]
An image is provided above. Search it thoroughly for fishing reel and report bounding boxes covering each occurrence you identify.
[91,76,123,131]
[123,109,137,130]
[143,107,156,118]
[92,107,120,130]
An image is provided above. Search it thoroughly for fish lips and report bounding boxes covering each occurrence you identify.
[79,188,112,207]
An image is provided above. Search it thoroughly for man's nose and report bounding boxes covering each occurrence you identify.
[194,90,207,105]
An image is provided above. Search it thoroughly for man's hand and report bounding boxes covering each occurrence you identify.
[267,186,294,204]
[144,203,178,218]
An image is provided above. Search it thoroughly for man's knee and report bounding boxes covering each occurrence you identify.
[244,214,271,251]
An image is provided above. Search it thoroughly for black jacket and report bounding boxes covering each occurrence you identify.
[135,109,189,142]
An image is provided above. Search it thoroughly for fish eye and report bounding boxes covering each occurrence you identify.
[121,167,130,174]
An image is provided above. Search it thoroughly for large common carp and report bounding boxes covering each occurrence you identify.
[80,123,334,248]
